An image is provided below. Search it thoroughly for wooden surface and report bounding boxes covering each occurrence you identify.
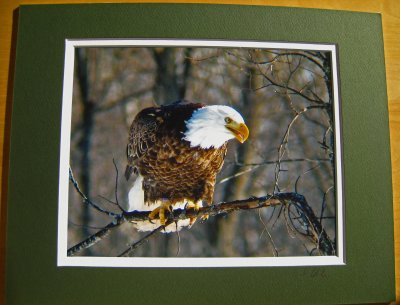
[0,0,398,304]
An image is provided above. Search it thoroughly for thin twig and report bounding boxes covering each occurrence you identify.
[69,167,119,217]
[218,167,256,184]
[67,215,125,256]
[117,223,169,257]
[98,195,118,206]
[175,223,181,257]
[258,209,279,257]
[320,186,334,225]
[294,164,322,193]
[112,159,124,212]
[230,157,331,167]
[249,52,326,105]
[274,105,329,192]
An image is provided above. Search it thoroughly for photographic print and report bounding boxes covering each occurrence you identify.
[58,39,343,266]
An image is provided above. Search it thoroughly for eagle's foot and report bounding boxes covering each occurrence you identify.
[148,202,172,226]
[184,201,202,227]
[187,201,208,222]
[185,201,201,211]
[200,214,209,222]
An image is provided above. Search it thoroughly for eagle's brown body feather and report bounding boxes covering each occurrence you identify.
[126,103,227,206]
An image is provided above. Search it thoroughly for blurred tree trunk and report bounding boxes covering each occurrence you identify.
[76,48,96,254]
[152,48,192,105]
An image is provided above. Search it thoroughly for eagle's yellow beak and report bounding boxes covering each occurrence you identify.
[226,122,249,143]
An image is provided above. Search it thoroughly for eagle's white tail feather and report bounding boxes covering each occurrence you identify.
[127,175,146,212]
[127,175,202,233]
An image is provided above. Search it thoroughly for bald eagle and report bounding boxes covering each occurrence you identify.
[125,102,249,232]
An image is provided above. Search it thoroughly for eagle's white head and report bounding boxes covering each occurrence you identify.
[183,105,249,149]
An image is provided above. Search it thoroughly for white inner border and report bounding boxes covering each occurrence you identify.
[57,39,344,268]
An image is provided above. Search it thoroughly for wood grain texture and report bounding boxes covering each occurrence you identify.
[0,0,398,304]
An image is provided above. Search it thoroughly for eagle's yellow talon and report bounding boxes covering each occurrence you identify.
[148,203,172,226]
[185,201,202,227]
[159,207,166,225]
[200,215,209,222]
[189,217,197,226]
[148,207,160,221]
[185,201,201,211]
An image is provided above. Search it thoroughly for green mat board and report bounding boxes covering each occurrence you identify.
[6,3,394,305]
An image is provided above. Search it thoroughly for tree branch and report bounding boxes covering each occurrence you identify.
[69,167,120,217]
[117,223,169,257]
[68,192,335,257]
[67,215,125,256]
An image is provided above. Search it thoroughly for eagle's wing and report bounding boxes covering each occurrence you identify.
[125,108,160,180]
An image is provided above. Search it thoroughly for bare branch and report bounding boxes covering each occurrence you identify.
[68,192,335,256]
[258,209,279,257]
[218,167,256,184]
[274,105,329,192]
[112,159,124,212]
[294,164,321,193]
[69,167,120,218]
[257,67,326,104]
[236,50,328,104]
[67,215,125,256]
[264,51,325,72]
[117,223,168,257]
[320,186,334,224]
[230,157,331,167]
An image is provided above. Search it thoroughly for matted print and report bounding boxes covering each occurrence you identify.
[58,39,344,267]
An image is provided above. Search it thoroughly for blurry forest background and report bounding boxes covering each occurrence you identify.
[67,46,338,257]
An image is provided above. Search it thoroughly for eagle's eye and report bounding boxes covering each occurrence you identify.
[224,117,232,124]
